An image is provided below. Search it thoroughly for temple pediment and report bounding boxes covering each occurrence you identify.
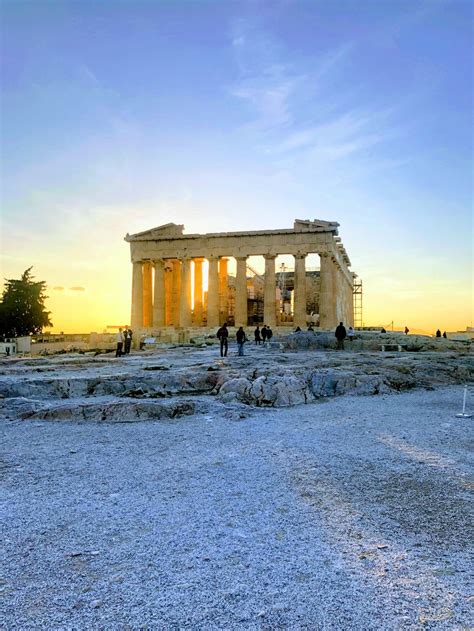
[294,219,339,233]
[126,223,184,241]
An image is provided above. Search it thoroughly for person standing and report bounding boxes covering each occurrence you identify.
[261,325,268,344]
[254,326,262,345]
[266,327,273,341]
[442,331,447,339]
[216,322,229,357]
[404,326,409,335]
[348,326,355,342]
[236,326,247,356]
[436,329,441,338]
[116,328,124,357]
[335,322,347,350]
[123,329,133,355]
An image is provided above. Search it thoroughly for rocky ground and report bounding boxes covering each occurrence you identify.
[1,335,473,628]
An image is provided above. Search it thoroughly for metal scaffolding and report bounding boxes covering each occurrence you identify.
[353,279,363,328]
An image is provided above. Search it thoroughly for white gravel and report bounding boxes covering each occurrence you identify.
[1,386,473,629]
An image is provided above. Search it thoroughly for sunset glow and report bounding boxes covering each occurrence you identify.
[1,1,472,333]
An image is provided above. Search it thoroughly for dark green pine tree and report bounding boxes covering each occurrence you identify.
[0,267,52,337]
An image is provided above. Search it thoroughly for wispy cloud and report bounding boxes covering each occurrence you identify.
[229,18,401,170]
[70,286,85,292]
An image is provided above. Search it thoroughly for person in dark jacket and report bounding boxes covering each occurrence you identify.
[216,323,229,357]
[261,325,268,343]
[436,329,441,338]
[442,331,447,339]
[124,329,133,354]
[254,326,262,345]
[266,327,273,342]
[236,326,247,356]
[335,322,347,350]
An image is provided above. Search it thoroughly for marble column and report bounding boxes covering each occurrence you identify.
[142,261,153,328]
[164,263,173,326]
[219,257,229,325]
[293,254,307,328]
[131,261,143,332]
[319,252,337,329]
[235,256,248,327]
[193,258,204,325]
[263,255,277,328]
[171,259,181,327]
[179,258,192,327]
[153,259,165,328]
[207,256,219,328]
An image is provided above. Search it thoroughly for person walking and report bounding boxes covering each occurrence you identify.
[348,326,355,342]
[236,326,247,356]
[216,322,229,357]
[115,328,124,357]
[335,322,347,350]
[261,325,268,344]
[254,326,262,345]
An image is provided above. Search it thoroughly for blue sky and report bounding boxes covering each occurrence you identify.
[1,0,472,332]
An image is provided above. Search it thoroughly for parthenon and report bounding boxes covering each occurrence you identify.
[125,219,356,332]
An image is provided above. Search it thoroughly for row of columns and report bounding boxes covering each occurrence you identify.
[131,252,353,331]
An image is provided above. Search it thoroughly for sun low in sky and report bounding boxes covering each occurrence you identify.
[1,0,472,334]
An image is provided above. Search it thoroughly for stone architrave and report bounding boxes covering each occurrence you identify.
[142,261,153,328]
[180,258,192,327]
[264,255,277,328]
[171,260,181,327]
[235,256,248,327]
[193,258,204,325]
[131,261,143,331]
[293,254,307,328]
[207,256,219,328]
[153,259,165,327]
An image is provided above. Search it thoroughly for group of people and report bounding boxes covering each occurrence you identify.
[436,329,448,338]
[115,328,133,357]
[216,323,276,357]
[253,325,273,345]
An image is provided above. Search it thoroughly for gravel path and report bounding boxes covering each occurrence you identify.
[1,386,473,629]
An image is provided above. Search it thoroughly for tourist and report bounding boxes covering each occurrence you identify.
[254,326,262,345]
[348,326,355,341]
[236,326,247,356]
[443,331,447,339]
[294,326,301,333]
[436,329,441,338]
[116,328,124,357]
[261,325,268,343]
[404,326,409,335]
[335,321,347,350]
[267,327,273,342]
[126,329,133,353]
[216,322,229,357]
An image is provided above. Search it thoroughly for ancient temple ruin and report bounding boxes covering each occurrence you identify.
[125,219,356,332]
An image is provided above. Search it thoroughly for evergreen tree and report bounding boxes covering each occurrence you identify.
[0,267,52,337]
